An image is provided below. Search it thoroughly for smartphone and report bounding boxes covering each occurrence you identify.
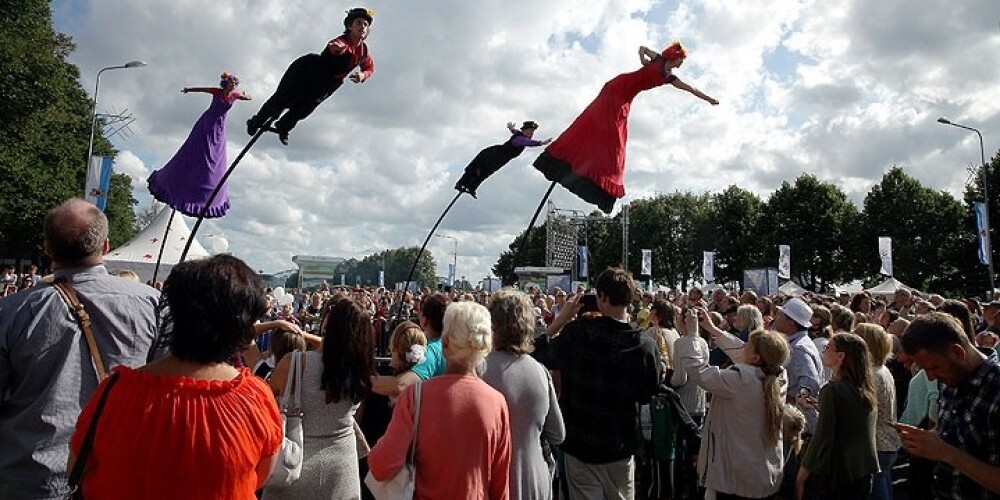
[798,386,812,398]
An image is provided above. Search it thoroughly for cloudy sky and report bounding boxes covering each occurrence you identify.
[53,0,1000,281]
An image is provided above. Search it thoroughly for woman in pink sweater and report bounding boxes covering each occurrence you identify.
[369,301,511,499]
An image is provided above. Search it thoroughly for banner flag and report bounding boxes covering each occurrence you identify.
[878,237,893,276]
[577,246,589,278]
[640,249,652,276]
[84,156,114,211]
[778,245,791,279]
[975,202,992,266]
[703,251,715,283]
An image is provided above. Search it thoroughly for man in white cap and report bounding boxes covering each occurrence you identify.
[774,296,823,497]
[774,297,822,425]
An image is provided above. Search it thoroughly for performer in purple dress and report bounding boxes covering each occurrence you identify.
[147,72,251,218]
[454,121,552,198]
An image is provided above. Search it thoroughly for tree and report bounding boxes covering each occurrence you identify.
[761,174,859,291]
[706,186,766,286]
[627,193,712,288]
[493,224,546,285]
[333,247,436,289]
[0,0,137,265]
[861,167,968,293]
[961,150,1000,296]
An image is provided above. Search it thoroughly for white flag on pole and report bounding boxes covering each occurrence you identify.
[703,251,715,283]
[641,249,652,276]
[878,237,893,277]
[778,245,791,279]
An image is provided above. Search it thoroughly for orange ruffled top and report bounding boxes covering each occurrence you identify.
[70,366,283,499]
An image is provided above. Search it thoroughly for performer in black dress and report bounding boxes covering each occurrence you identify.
[454,121,552,198]
[246,7,375,145]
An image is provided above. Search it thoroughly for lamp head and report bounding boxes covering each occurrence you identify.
[124,60,147,68]
[937,117,952,125]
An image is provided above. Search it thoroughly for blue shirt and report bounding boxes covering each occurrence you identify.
[410,337,445,380]
[0,266,159,498]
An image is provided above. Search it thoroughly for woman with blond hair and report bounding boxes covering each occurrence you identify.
[369,302,511,499]
[482,290,565,500]
[853,323,900,500]
[675,309,791,499]
[796,333,878,499]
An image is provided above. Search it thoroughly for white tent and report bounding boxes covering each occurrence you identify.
[865,277,912,296]
[104,208,210,282]
[778,280,807,297]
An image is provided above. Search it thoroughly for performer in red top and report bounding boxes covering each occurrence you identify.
[246,7,375,145]
[533,41,718,213]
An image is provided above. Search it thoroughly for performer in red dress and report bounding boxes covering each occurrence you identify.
[533,41,718,213]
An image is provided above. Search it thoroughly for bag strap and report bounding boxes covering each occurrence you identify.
[280,351,300,413]
[407,382,422,465]
[52,280,107,380]
[292,350,303,410]
[66,371,121,495]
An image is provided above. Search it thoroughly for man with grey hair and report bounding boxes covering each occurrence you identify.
[0,198,159,498]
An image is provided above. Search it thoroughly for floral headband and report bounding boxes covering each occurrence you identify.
[661,40,687,61]
[405,344,426,364]
[219,72,240,86]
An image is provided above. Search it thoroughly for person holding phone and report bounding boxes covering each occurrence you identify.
[893,313,1000,498]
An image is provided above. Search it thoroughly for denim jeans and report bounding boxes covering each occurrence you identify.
[871,451,897,500]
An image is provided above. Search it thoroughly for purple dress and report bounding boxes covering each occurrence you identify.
[147,89,241,218]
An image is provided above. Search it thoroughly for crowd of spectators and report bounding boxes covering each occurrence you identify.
[2,198,999,499]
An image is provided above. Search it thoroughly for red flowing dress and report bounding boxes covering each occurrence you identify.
[533,59,676,213]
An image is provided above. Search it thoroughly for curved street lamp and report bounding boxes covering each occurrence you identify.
[938,117,995,294]
[85,60,148,174]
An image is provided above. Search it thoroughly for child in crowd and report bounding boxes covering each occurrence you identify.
[250,329,307,380]
[387,321,427,405]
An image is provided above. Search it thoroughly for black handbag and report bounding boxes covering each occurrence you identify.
[65,371,121,499]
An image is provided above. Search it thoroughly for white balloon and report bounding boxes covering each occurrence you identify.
[209,236,229,254]
[273,287,286,299]
[277,294,294,306]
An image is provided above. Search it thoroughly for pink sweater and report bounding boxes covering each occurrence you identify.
[369,373,511,499]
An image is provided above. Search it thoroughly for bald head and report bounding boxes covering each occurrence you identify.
[43,198,109,266]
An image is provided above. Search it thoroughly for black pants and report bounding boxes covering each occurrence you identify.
[716,493,775,500]
[250,53,344,134]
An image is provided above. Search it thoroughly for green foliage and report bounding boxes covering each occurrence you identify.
[862,167,969,293]
[0,0,137,262]
[492,224,546,285]
[707,186,766,284]
[333,247,436,289]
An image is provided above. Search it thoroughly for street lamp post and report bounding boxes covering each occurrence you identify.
[938,117,995,295]
[435,234,458,287]
[85,61,147,175]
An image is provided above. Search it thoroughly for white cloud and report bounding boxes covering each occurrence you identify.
[56,0,1000,279]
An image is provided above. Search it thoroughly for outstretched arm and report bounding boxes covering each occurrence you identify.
[638,46,661,66]
[181,87,217,94]
[237,93,252,101]
[506,122,518,134]
[670,77,719,105]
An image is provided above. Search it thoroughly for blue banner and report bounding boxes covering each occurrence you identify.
[975,202,992,266]
[577,246,588,278]
[84,156,114,211]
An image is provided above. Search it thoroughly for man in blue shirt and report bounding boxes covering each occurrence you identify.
[0,199,159,498]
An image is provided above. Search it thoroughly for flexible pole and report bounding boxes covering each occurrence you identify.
[400,191,464,300]
[509,181,557,284]
[150,209,176,284]
[179,119,272,262]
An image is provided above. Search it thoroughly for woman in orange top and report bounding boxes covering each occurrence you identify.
[69,255,283,499]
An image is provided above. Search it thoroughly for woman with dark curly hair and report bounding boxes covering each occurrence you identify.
[68,255,282,498]
[265,295,374,499]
